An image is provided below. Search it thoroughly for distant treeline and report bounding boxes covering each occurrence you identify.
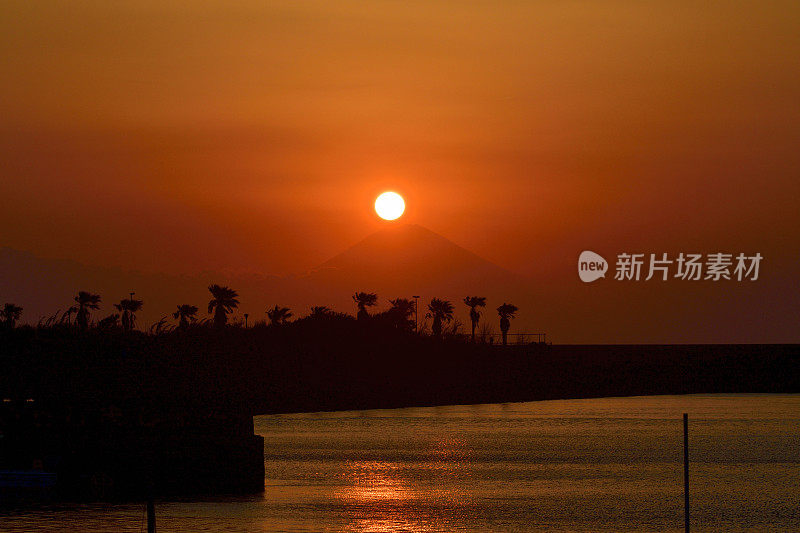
[1,285,525,345]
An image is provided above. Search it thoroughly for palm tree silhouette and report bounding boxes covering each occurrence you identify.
[267,305,292,326]
[208,285,239,328]
[74,291,101,330]
[61,306,78,325]
[173,304,199,328]
[310,306,333,319]
[463,296,487,342]
[1,303,22,328]
[496,303,518,346]
[352,292,378,321]
[114,298,143,332]
[427,298,454,338]
[387,298,415,330]
[97,313,120,330]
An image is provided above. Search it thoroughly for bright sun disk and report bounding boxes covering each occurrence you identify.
[374,192,405,220]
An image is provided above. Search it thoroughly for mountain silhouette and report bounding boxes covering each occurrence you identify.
[305,224,523,298]
[0,226,529,330]
[2,232,791,342]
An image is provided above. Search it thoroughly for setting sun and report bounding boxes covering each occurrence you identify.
[374,192,405,220]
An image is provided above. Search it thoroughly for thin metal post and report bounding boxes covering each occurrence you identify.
[147,498,156,533]
[683,413,689,533]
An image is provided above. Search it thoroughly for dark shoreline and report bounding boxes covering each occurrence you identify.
[2,322,798,499]
[260,391,798,418]
[255,343,800,414]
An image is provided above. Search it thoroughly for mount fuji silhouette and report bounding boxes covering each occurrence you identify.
[0,225,528,327]
[305,224,521,296]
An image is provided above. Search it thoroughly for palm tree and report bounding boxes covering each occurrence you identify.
[427,298,454,338]
[60,306,78,325]
[0,303,22,328]
[387,298,415,331]
[352,292,378,320]
[208,284,239,328]
[463,296,487,342]
[310,306,333,319]
[267,305,292,326]
[114,298,143,332]
[496,303,518,346]
[173,304,199,328]
[97,313,120,330]
[74,291,101,330]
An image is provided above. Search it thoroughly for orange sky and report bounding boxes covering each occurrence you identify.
[1,1,799,340]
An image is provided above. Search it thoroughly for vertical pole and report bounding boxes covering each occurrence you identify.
[147,498,156,533]
[413,296,420,332]
[683,413,689,533]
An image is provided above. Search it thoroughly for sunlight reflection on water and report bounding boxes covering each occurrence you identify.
[2,394,800,532]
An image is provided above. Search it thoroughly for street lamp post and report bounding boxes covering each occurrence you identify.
[413,295,420,332]
[244,313,249,328]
